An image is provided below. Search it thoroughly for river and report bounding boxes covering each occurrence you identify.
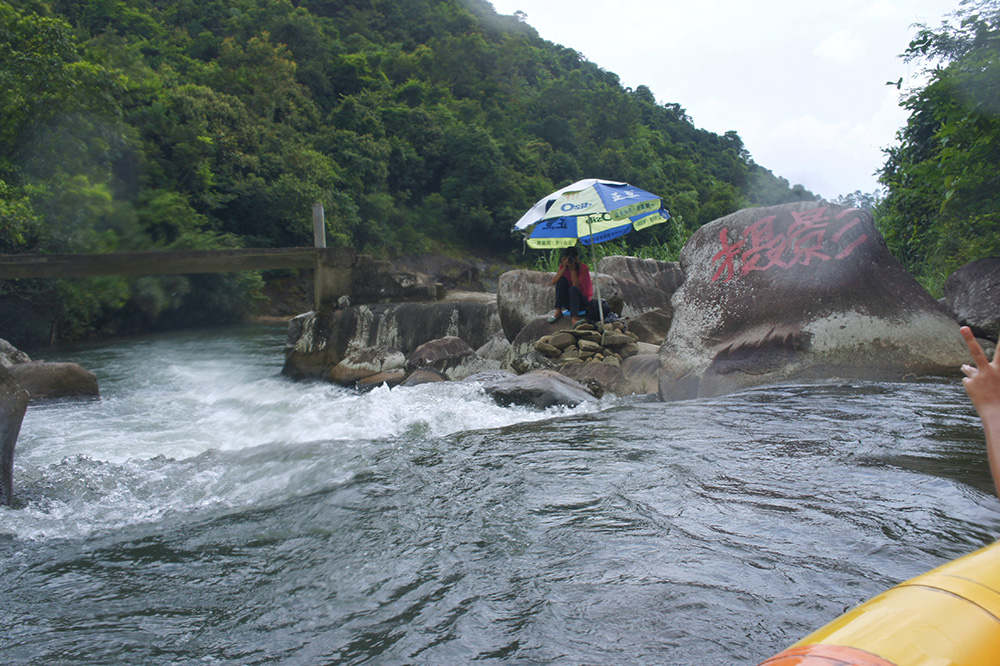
[2,324,999,665]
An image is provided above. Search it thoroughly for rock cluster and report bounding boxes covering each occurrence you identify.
[533,321,640,368]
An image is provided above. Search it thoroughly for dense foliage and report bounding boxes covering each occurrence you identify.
[1,0,816,345]
[878,0,1000,294]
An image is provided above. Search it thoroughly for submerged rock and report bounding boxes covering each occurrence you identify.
[483,369,598,409]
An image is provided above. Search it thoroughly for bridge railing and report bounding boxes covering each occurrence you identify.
[0,205,353,309]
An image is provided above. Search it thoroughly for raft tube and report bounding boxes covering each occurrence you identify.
[758,540,1000,666]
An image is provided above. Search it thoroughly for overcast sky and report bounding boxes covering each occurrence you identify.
[487,0,960,200]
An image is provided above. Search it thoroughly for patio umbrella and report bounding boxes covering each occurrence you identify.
[513,178,670,323]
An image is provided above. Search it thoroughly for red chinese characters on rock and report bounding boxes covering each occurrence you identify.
[710,207,869,283]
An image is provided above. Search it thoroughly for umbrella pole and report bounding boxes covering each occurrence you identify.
[587,218,604,327]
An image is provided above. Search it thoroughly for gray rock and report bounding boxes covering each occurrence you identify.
[944,257,1000,340]
[504,317,578,370]
[510,351,558,375]
[484,369,598,408]
[462,369,517,385]
[350,254,444,304]
[400,368,449,386]
[475,332,511,363]
[621,354,660,396]
[496,269,623,342]
[627,308,673,345]
[558,362,626,397]
[357,370,407,388]
[0,338,30,368]
[1,365,29,505]
[426,351,501,381]
[283,300,501,379]
[328,346,405,386]
[9,362,100,401]
[596,256,684,318]
[659,202,968,400]
[405,336,475,372]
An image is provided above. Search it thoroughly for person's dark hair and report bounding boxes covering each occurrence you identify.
[561,246,579,260]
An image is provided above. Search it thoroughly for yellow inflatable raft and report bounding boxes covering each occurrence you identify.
[758,540,1000,666]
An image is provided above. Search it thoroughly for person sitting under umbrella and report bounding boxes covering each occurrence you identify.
[548,246,592,326]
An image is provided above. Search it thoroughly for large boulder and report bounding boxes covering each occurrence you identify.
[627,308,673,345]
[483,369,599,408]
[944,257,1000,341]
[283,299,501,379]
[659,202,969,400]
[596,256,684,318]
[1,338,30,368]
[9,362,100,401]
[496,269,623,342]
[1,365,29,506]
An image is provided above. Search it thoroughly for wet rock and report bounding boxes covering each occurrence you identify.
[405,336,474,372]
[9,362,99,401]
[658,202,968,400]
[483,369,598,408]
[510,351,558,374]
[328,346,405,386]
[357,370,407,388]
[558,362,626,397]
[283,300,501,379]
[400,368,449,386]
[1,365,29,506]
[621,354,660,396]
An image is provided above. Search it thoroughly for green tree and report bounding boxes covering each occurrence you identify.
[878,0,1000,292]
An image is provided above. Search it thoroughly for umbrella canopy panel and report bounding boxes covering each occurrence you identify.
[514,179,670,249]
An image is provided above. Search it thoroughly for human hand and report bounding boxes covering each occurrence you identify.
[961,326,1000,418]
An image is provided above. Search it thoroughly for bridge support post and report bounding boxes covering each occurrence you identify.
[312,203,327,249]
[314,247,354,310]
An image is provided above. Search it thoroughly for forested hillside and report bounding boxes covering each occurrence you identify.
[0,0,816,345]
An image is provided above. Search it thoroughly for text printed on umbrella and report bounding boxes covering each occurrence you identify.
[609,189,644,202]
[710,207,869,283]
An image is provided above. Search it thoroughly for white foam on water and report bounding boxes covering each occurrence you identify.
[8,331,609,541]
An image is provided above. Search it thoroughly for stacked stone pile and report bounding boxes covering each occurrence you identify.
[533,321,640,367]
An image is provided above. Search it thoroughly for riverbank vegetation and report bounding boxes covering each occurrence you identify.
[5,0,995,345]
[0,0,818,345]
[877,0,1000,294]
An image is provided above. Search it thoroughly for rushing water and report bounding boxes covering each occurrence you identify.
[3,325,999,665]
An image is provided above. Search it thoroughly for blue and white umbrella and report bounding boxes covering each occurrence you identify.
[513,178,671,322]
[513,178,670,249]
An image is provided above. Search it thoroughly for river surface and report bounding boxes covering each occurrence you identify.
[3,324,999,665]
